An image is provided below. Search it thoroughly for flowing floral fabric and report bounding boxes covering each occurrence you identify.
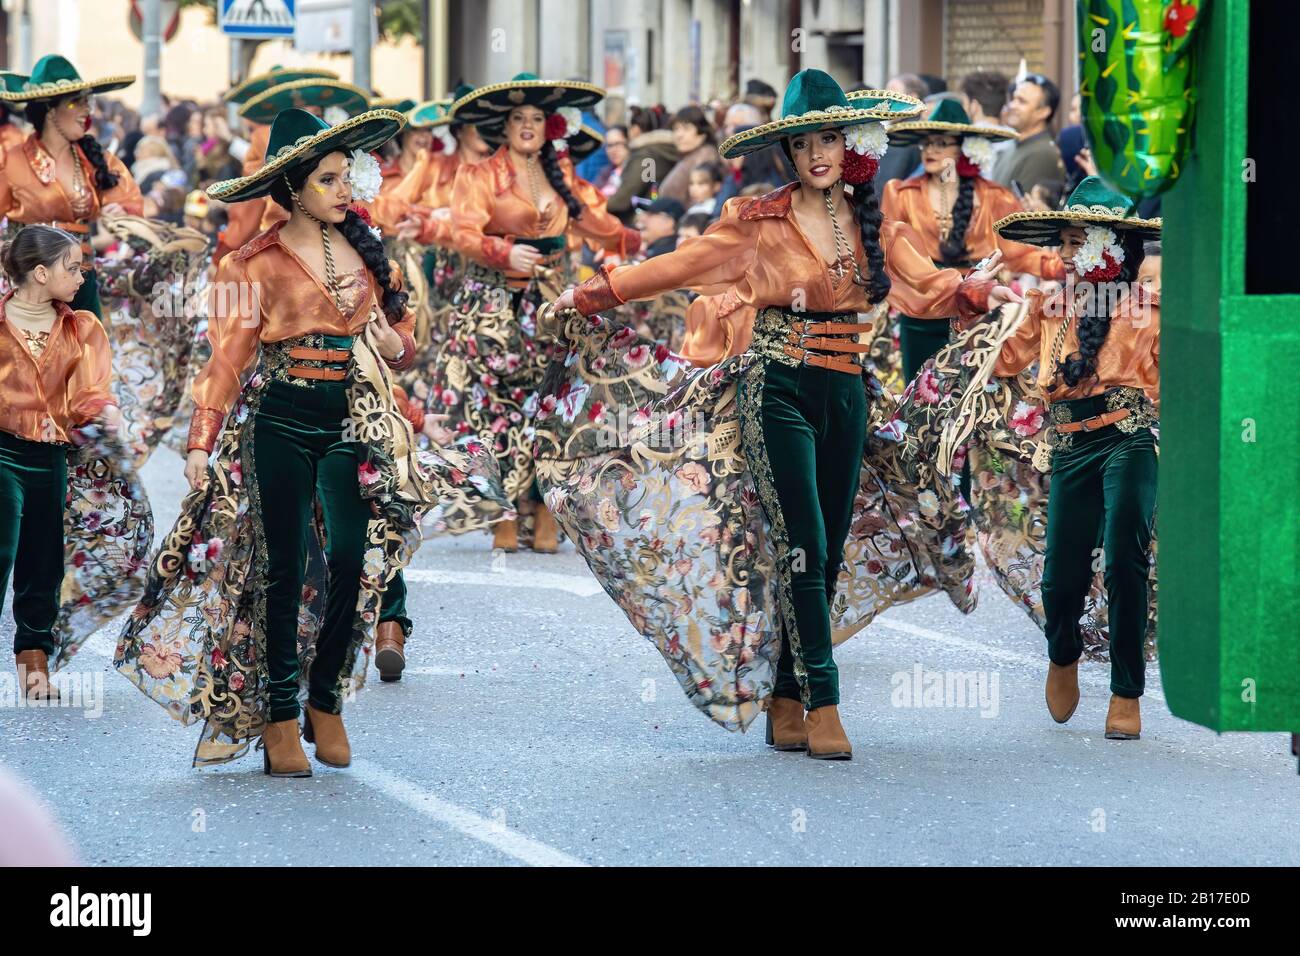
[51,424,154,670]
[613,288,691,354]
[115,330,510,767]
[531,305,977,730]
[97,216,210,466]
[915,310,1158,661]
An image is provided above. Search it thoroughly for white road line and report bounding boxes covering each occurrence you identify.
[402,567,605,597]
[400,666,479,676]
[348,759,589,867]
[869,616,1167,704]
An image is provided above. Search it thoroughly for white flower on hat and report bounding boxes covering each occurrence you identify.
[347,148,383,202]
[961,135,994,176]
[432,126,455,153]
[843,121,889,160]
[1074,225,1123,275]
[323,105,350,127]
[556,107,582,138]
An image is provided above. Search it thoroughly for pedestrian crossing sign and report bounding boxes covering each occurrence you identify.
[219,0,297,38]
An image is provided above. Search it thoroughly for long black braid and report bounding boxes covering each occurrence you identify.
[538,139,583,221]
[1057,229,1146,388]
[851,178,891,305]
[269,164,409,323]
[938,173,976,265]
[27,100,120,192]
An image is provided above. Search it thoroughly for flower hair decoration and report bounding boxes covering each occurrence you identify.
[957,135,993,178]
[841,121,888,184]
[1074,224,1125,281]
[347,148,383,203]
[545,106,583,154]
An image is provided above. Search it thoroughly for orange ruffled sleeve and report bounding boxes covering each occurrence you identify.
[99,152,144,216]
[188,254,263,451]
[575,197,757,314]
[992,290,1047,377]
[451,162,513,272]
[881,219,989,322]
[65,310,115,424]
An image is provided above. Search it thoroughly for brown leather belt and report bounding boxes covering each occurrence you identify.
[782,319,871,375]
[1054,408,1131,433]
[287,347,352,362]
[287,366,348,381]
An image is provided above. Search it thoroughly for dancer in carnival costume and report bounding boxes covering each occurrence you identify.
[550,70,1022,759]
[115,109,510,775]
[882,99,1062,380]
[0,56,143,317]
[922,176,1160,739]
[423,73,640,555]
[3,225,151,701]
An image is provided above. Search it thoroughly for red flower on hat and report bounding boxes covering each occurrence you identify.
[544,113,569,141]
[350,204,374,226]
[1163,0,1197,38]
[842,152,879,185]
[1081,250,1122,282]
[956,156,982,178]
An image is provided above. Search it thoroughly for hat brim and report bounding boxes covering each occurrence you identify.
[372,97,417,115]
[720,91,923,158]
[224,68,338,105]
[568,125,604,159]
[994,210,1163,246]
[408,99,454,128]
[240,79,371,125]
[886,120,1018,147]
[450,80,604,132]
[206,109,406,203]
[0,75,135,102]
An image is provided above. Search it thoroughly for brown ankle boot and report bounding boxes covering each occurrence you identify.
[1104,694,1141,740]
[493,516,519,553]
[1045,660,1080,723]
[16,650,59,702]
[765,697,808,751]
[375,621,406,683]
[262,719,311,777]
[532,502,559,553]
[303,704,352,767]
[805,705,852,760]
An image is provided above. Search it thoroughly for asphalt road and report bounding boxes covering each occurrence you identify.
[2,447,1297,866]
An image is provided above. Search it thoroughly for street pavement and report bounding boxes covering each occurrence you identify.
[2,447,1298,867]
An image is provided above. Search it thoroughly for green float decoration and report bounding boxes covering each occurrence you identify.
[1076,0,1205,198]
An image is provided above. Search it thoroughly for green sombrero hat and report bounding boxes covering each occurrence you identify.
[0,55,133,102]
[371,95,417,114]
[408,98,454,128]
[994,175,1162,247]
[0,72,29,95]
[224,65,338,105]
[720,71,922,159]
[450,72,604,135]
[207,107,405,203]
[240,78,370,125]
[885,98,1017,146]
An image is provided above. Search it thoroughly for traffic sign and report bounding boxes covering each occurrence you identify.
[219,0,297,39]
[129,1,181,43]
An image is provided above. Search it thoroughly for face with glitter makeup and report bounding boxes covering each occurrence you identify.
[51,93,92,141]
[295,151,353,225]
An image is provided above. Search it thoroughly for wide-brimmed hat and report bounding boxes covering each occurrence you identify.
[720,70,921,159]
[408,98,454,129]
[885,98,1017,146]
[239,78,370,125]
[0,55,133,102]
[224,65,338,105]
[994,176,1162,246]
[450,72,604,135]
[0,71,28,95]
[207,107,405,203]
[371,96,417,115]
[567,124,604,160]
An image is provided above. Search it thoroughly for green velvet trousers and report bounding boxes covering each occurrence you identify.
[379,570,410,636]
[742,359,867,710]
[0,432,68,656]
[1042,404,1157,698]
[251,377,373,721]
[71,267,102,320]
[899,314,952,381]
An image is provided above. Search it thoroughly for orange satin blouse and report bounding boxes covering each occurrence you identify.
[187,223,417,452]
[574,183,988,323]
[678,289,754,367]
[406,151,464,246]
[992,285,1160,406]
[451,145,636,278]
[0,133,143,226]
[0,293,114,443]
[882,175,1064,280]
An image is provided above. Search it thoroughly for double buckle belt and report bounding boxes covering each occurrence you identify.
[781,320,870,376]
[1054,408,1130,433]
[286,346,351,381]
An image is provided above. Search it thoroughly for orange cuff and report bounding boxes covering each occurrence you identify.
[620,226,641,258]
[574,265,626,315]
[482,235,514,272]
[187,407,226,454]
[386,330,417,371]
[955,278,995,326]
